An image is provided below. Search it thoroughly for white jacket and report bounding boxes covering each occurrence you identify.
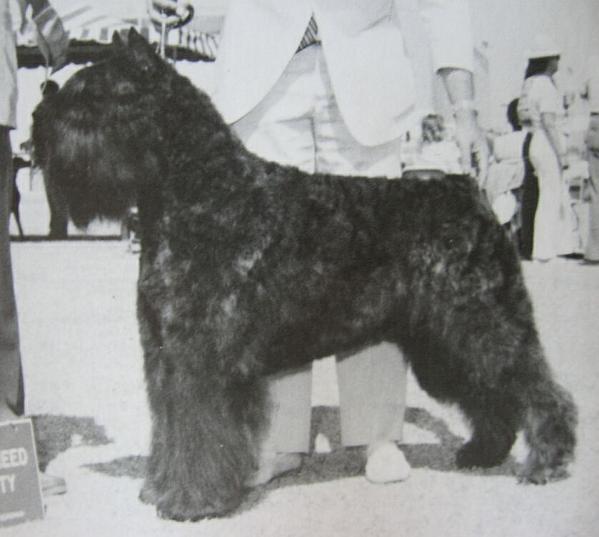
[192,0,474,146]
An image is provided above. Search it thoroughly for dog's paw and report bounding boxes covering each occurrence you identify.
[156,488,240,522]
[518,461,569,485]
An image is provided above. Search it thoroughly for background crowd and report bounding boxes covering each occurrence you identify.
[402,37,599,265]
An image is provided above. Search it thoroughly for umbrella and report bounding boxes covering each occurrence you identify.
[16,2,220,68]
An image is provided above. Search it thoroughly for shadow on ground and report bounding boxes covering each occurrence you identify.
[83,405,520,511]
[11,235,122,242]
[32,414,112,471]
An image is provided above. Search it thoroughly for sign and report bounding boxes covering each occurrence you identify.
[0,419,44,527]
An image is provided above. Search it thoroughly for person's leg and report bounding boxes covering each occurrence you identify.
[519,169,539,260]
[232,48,321,483]
[0,128,66,495]
[312,50,410,482]
[529,131,562,261]
[43,172,69,239]
[0,126,24,421]
[336,345,410,483]
[519,134,539,260]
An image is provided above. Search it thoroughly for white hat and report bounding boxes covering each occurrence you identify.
[527,34,561,59]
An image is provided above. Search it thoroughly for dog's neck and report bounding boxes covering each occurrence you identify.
[158,75,254,190]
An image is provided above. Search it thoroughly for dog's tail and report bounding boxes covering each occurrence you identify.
[521,369,577,484]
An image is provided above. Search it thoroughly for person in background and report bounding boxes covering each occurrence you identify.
[1,0,68,495]
[418,113,463,174]
[150,0,488,486]
[517,34,570,262]
[37,79,69,239]
[582,55,599,264]
[484,98,529,238]
[10,152,30,238]
[501,97,538,259]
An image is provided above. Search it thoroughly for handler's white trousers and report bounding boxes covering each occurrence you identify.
[232,45,408,452]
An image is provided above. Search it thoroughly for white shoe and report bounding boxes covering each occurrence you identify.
[365,441,410,484]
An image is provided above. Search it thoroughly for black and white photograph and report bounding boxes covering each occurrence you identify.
[1,0,598,535]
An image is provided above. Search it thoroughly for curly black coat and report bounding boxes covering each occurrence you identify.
[32,29,577,522]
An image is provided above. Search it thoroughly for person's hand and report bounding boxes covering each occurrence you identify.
[147,0,194,29]
[437,68,489,185]
[454,109,489,186]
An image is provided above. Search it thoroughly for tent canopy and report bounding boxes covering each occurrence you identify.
[16,1,222,67]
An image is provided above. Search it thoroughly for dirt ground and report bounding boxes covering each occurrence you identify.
[3,178,599,537]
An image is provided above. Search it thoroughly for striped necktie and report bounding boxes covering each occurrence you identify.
[297,16,320,53]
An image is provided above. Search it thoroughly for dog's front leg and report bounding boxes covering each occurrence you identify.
[148,359,259,521]
[137,289,261,520]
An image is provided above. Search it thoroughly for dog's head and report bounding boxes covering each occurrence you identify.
[31,29,175,227]
[91,28,173,103]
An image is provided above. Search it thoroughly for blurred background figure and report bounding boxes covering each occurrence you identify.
[582,54,599,264]
[484,98,529,240]
[517,34,570,262]
[37,79,69,239]
[10,152,30,238]
[419,113,463,174]
[401,113,464,180]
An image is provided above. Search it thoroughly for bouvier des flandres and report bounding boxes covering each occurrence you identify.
[32,29,576,521]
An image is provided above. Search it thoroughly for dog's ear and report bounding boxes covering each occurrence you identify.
[112,30,126,49]
[127,27,147,48]
[126,27,161,72]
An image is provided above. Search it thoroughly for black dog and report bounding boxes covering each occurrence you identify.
[32,30,577,521]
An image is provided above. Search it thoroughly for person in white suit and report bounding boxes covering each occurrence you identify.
[150,0,487,485]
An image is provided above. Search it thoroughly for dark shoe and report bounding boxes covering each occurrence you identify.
[40,472,67,496]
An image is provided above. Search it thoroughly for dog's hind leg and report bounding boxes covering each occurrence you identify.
[452,316,576,482]
[520,377,577,484]
[456,395,519,469]
[403,313,523,470]
[456,336,576,482]
[407,336,521,470]
[408,300,576,481]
